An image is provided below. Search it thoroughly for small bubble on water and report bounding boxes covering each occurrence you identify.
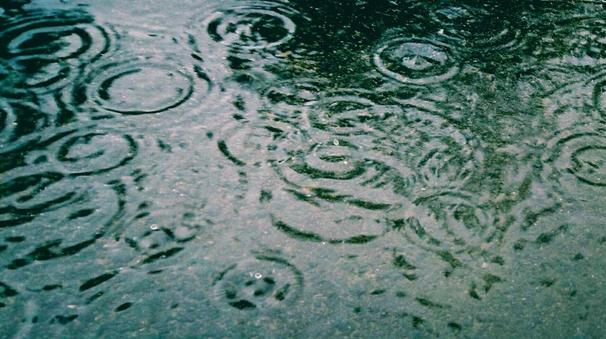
[333,139,339,146]
[254,272,263,279]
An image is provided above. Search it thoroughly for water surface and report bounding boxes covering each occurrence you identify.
[1,0,606,337]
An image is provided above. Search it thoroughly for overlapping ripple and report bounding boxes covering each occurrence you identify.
[264,131,403,243]
[543,129,606,192]
[191,1,298,52]
[393,191,500,258]
[0,10,115,96]
[306,90,402,136]
[46,129,137,176]
[429,3,525,54]
[381,107,482,195]
[533,15,606,67]
[0,99,49,149]
[0,173,125,267]
[2,1,606,337]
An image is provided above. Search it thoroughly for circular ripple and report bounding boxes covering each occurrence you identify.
[373,38,459,85]
[0,171,124,261]
[199,2,297,51]
[381,108,481,195]
[75,57,200,115]
[45,129,138,176]
[217,119,295,167]
[395,192,499,256]
[0,10,114,95]
[267,133,402,243]
[544,130,606,189]
[285,138,376,182]
[306,91,402,136]
[260,79,328,136]
[430,4,524,53]
[212,255,303,311]
[275,132,401,194]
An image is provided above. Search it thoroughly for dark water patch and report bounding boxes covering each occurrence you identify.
[0,99,51,151]
[218,139,246,167]
[51,314,78,325]
[141,247,184,264]
[114,302,132,312]
[0,282,18,298]
[262,78,325,108]
[79,271,118,292]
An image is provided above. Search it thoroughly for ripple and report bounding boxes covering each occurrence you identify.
[73,56,206,116]
[534,16,606,66]
[216,112,301,168]
[430,4,524,53]
[122,210,206,267]
[592,77,606,117]
[0,171,66,228]
[306,90,402,136]
[0,173,125,266]
[0,99,58,154]
[282,138,376,182]
[381,107,481,194]
[44,129,137,176]
[196,2,297,51]
[212,254,303,311]
[0,103,7,142]
[373,38,459,85]
[0,10,115,95]
[266,132,402,243]
[262,78,325,107]
[544,130,606,190]
[394,192,500,258]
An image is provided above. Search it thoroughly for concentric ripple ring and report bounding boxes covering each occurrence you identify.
[374,38,459,85]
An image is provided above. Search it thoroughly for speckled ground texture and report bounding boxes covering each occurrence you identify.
[1,0,606,337]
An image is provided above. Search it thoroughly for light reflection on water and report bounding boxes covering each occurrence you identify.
[1,0,606,337]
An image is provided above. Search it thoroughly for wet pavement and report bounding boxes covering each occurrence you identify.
[1,0,606,337]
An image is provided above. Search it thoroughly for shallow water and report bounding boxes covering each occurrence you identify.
[1,0,606,337]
